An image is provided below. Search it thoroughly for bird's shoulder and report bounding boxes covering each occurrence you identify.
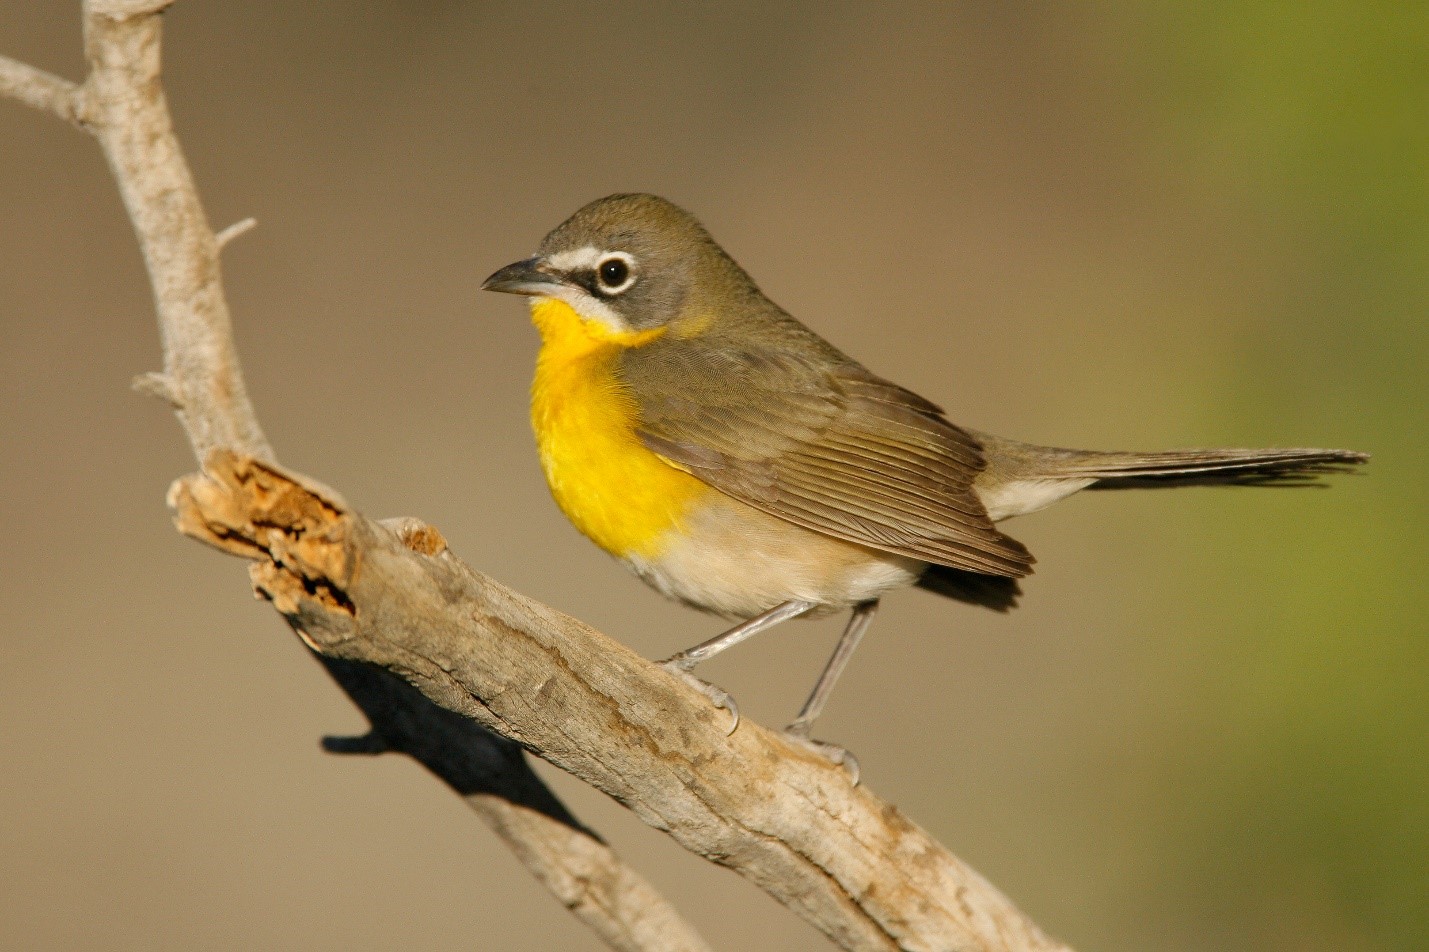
[618,312,968,462]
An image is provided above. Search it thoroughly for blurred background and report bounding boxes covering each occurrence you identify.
[1,3,1423,950]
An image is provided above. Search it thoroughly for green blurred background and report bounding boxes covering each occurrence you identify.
[1,3,1422,950]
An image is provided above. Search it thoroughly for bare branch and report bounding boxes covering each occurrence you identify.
[316,654,714,952]
[6,3,1075,950]
[0,55,84,126]
[170,452,1073,952]
[3,5,710,950]
[77,3,273,461]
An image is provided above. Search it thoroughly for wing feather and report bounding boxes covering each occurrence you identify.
[622,337,1034,578]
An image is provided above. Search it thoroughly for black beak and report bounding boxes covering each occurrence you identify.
[481,257,562,296]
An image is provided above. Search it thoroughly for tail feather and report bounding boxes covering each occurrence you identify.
[971,433,1368,520]
[924,445,1366,610]
[1064,447,1369,488]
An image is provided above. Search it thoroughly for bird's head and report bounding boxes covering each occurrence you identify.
[483,193,756,338]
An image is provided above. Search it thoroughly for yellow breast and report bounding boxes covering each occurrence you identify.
[529,298,710,559]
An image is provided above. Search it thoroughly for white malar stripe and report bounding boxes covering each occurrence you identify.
[532,285,630,334]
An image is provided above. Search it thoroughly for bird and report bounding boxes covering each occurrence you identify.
[482,193,1366,775]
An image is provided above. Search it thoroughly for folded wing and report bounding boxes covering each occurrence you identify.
[623,340,1034,578]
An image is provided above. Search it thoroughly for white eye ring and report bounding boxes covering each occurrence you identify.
[595,252,637,295]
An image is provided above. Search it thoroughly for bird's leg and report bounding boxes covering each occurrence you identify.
[660,599,817,734]
[783,599,879,784]
[787,600,878,734]
[662,599,818,671]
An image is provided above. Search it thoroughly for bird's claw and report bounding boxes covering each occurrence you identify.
[659,661,740,735]
[782,726,860,786]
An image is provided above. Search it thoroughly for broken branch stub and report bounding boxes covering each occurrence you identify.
[169,450,354,617]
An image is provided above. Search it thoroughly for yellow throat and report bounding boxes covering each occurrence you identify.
[528,297,710,559]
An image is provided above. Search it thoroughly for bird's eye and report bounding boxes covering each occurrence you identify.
[598,257,631,290]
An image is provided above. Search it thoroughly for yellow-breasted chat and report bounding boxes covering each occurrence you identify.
[483,193,1366,774]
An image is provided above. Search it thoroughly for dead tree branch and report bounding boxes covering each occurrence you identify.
[165,451,1071,952]
[3,5,708,951]
[0,55,84,123]
[3,3,1073,950]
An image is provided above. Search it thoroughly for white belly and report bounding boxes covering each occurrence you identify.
[624,491,924,619]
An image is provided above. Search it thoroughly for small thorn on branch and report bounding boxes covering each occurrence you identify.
[323,732,389,755]
[214,217,258,251]
[132,371,181,407]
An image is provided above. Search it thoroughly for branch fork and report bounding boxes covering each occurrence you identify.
[3,4,1073,950]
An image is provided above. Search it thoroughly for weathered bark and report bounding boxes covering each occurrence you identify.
[168,452,1070,952]
[3,5,710,951]
[2,4,1073,950]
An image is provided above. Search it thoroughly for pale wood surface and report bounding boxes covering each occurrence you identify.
[3,5,709,951]
[2,3,1073,949]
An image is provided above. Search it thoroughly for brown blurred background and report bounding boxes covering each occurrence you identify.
[1,3,1423,950]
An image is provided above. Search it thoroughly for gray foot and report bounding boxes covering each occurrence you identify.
[659,661,740,735]
[783,725,860,786]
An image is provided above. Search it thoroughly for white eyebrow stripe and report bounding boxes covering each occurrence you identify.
[545,246,607,271]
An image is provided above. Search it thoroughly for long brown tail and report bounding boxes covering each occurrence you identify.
[1064,447,1369,488]
[921,440,1366,610]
